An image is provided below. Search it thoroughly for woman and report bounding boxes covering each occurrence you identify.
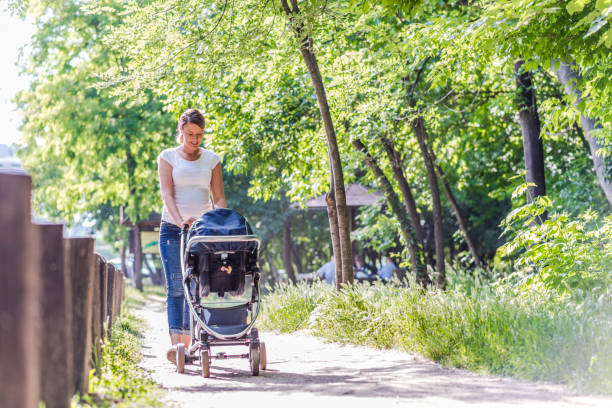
[157,108,226,363]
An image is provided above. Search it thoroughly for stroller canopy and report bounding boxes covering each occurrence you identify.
[187,209,257,253]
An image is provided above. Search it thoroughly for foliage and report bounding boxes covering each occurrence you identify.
[259,281,326,331]
[15,0,175,234]
[466,0,612,144]
[224,171,332,281]
[75,287,162,407]
[16,0,610,270]
[499,188,612,300]
[261,280,612,393]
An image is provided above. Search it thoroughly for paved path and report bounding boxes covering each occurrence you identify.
[136,295,611,407]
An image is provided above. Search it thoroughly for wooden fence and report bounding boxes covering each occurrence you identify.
[0,172,126,408]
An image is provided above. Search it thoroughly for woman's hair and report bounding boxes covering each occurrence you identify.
[176,108,205,143]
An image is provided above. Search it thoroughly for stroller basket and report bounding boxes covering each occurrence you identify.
[202,304,249,336]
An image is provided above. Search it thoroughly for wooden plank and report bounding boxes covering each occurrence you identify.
[113,271,121,320]
[0,173,41,408]
[91,254,104,374]
[106,263,116,326]
[65,237,95,396]
[99,260,108,340]
[37,223,72,408]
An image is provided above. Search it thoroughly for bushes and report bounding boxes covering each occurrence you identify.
[498,192,612,301]
[261,280,612,393]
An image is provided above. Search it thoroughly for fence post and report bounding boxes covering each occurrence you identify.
[113,271,121,320]
[99,260,108,340]
[106,263,116,327]
[37,223,73,408]
[0,173,41,408]
[65,237,95,397]
[91,254,104,374]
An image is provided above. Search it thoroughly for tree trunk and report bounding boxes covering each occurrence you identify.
[152,254,166,286]
[428,147,482,267]
[281,0,353,286]
[290,241,304,277]
[125,138,143,290]
[514,60,547,220]
[283,218,296,283]
[120,242,128,278]
[380,136,427,253]
[144,254,163,286]
[412,117,445,288]
[553,60,612,206]
[143,254,155,282]
[352,138,429,285]
[264,252,280,283]
[326,188,343,290]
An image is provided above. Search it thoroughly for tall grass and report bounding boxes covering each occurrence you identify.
[76,287,163,407]
[260,279,612,393]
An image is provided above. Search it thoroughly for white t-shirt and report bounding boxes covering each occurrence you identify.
[157,146,220,225]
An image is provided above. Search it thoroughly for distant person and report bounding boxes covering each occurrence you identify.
[316,255,336,284]
[354,254,376,281]
[378,256,398,282]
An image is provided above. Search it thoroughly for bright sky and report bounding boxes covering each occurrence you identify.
[0,8,34,147]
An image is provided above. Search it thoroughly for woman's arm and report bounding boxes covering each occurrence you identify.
[158,158,186,226]
[210,162,226,209]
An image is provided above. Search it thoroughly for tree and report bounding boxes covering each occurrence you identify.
[15,0,175,290]
[467,0,612,205]
[352,138,428,283]
[280,0,354,285]
[554,61,612,205]
[104,0,358,286]
[514,60,547,220]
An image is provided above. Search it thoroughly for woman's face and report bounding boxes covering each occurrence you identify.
[181,122,204,153]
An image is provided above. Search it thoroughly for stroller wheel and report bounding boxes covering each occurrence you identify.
[259,342,267,371]
[176,343,186,374]
[249,343,260,376]
[200,349,211,378]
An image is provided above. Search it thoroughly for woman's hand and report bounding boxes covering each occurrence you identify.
[181,217,197,228]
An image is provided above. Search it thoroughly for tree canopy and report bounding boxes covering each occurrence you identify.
[13,0,611,291]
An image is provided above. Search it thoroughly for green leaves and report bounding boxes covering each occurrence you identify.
[499,190,611,301]
[567,0,590,14]
[16,0,175,235]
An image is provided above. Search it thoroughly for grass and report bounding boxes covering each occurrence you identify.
[74,286,164,407]
[259,278,612,394]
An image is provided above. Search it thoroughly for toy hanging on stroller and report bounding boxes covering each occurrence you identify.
[175,208,266,377]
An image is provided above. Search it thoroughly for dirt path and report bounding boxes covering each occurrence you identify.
[135,295,611,408]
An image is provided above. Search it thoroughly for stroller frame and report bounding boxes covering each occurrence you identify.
[178,226,266,377]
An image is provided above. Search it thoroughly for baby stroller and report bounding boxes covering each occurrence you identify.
[176,208,266,377]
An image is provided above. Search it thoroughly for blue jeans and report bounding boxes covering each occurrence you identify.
[159,222,190,335]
